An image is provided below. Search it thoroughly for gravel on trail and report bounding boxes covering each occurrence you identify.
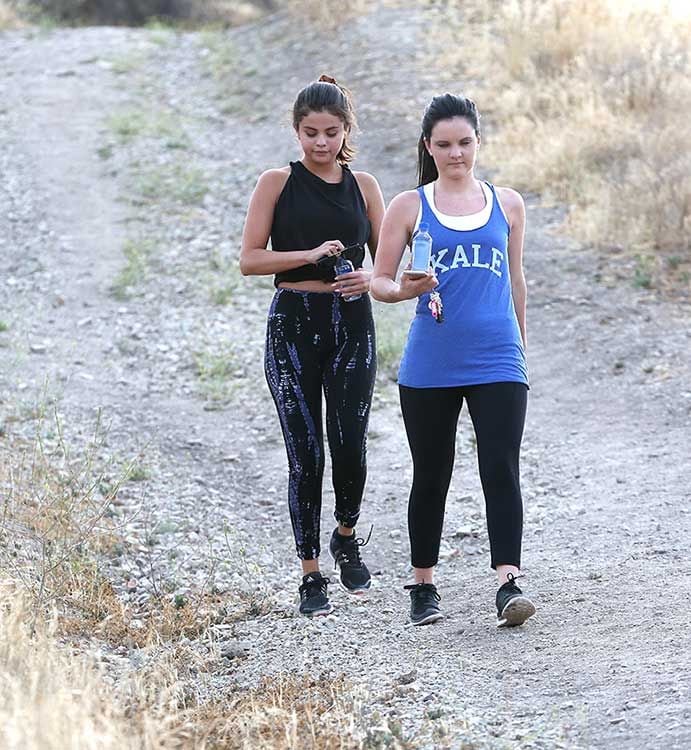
[1,8,690,749]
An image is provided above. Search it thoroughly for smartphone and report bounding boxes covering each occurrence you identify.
[402,269,430,279]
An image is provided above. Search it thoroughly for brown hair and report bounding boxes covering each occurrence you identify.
[292,74,357,164]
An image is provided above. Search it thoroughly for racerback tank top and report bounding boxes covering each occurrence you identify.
[271,161,370,287]
[398,182,528,388]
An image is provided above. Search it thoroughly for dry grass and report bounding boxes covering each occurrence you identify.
[57,577,271,648]
[0,408,275,644]
[0,593,141,750]
[0,411,378,748]
[1,409,123,621]
[0,0,21,27]
[426,0,691,290]
[284,0,374,28]
[0,590,375,749]
[174,675,372,749]
[181,0,263,27]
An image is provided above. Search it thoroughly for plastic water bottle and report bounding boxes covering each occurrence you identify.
[411,222,432,273]
[334,257,361,302]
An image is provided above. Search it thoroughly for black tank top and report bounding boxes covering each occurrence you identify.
[271,161,370,287]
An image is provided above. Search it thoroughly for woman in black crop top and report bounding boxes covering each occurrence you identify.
[240,75,385,617]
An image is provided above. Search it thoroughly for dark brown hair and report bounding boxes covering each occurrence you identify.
[292,75,357,164]
[417,94,481,185]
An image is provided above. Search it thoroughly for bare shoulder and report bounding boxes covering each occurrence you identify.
[388,189,420,213]
[352,170,380,188]
[495,186,525,213]
[256,167,291,190]
[246,168,290,212]
[381,190,420,238]
[352,170,383,202]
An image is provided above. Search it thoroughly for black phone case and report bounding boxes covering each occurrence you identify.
[315,243,365,280]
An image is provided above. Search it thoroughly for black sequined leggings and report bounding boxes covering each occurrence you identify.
[399,381,528,569]
[265,289,376,560]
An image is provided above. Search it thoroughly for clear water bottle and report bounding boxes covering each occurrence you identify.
[334,257,361,302]
[410,221,432,273]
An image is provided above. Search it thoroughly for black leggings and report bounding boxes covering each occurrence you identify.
[399,381,528,569]
[265,289,376,560]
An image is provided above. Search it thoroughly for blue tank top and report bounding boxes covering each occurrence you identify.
[398,182,528,388]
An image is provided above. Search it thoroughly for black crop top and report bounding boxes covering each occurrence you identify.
[271,161,371,287]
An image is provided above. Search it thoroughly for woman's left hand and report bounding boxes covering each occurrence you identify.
[333,269,371,297]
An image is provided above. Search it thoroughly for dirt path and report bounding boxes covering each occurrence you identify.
[1,10,690,749]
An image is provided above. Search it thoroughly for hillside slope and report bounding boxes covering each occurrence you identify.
[1,8,690,748]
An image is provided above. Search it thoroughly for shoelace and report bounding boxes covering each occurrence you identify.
[300,575,330,598]
[504,572,524,589]
[403,582,441,602]
[335,525,373,567]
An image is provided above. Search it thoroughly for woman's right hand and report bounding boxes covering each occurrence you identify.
[304,240,344,265]
[398,265,438,300]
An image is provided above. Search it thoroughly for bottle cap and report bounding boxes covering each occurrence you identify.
[418,221,429,233]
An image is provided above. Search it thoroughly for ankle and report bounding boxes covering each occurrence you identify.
[301,559,320,576]
[496,565,520,586]
[414,566,435,585]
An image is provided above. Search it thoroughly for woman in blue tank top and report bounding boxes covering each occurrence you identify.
[371,94,536,628]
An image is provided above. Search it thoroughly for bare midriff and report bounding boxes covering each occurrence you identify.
[277,280,336,293]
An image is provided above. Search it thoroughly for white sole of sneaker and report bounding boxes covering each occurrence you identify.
[497,596,536,628]
[332,561,372,596]
[296,602,334,618]
[338,579,372,596]
[412,611,445,626]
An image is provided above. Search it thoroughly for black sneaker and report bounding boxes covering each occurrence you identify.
[496,573,536,627]
[404,582,444,626]
[329,527,372,594]
[298,572,333,617]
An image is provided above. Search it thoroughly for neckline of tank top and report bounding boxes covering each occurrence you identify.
[291,160,350,187]
[416,181,508,232]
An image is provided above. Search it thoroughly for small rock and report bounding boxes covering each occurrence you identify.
[395,669,417,685]
[452,526,475,538]
[219,640,250,660]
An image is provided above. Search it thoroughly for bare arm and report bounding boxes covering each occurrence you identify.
[354,171,386,260]
[370,191,438,303]
[498,187,527,348]
[239,169,343,276]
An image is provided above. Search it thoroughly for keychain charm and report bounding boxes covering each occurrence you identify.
[428,291,444,323]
